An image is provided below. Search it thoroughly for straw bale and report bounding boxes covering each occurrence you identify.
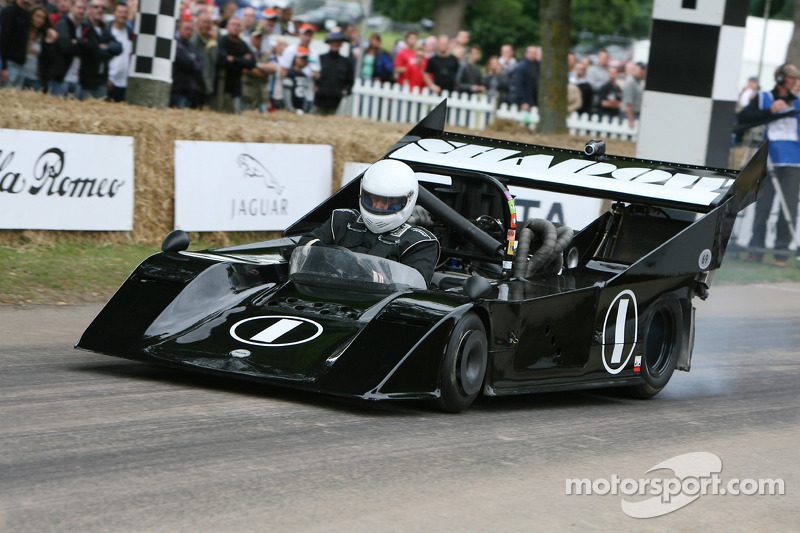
[0,89,634,246]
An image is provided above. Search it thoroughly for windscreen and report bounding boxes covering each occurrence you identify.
[289,245,427,291]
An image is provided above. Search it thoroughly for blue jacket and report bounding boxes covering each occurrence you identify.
[757,89,800,166]
[371,50,393,83]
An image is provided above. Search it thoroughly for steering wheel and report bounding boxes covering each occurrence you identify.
[473,215,505,242]
[316,244,382,281]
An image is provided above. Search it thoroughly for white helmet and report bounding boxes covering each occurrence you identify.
[359,160,418,234]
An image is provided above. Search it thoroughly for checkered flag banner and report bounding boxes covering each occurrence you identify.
[129,0,179,83]
[636,0,747,167]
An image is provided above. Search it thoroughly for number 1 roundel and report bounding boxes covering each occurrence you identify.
[601,290,638,374]
[230,316,323,347]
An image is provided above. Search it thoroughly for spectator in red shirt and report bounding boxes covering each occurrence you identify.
[394,31,424,90]
[49,0,69,26]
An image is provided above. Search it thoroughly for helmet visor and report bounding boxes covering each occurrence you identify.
[361,191,411,215]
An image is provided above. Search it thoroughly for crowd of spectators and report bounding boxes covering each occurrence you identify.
[3,0,797,263]
[1,0,648,122]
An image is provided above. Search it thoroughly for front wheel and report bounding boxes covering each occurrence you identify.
[627,298,683,399]
[435,312,488,413]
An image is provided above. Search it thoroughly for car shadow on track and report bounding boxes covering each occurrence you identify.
[71,359,425,416]
[470,388,651,413]
[72,358,656,416]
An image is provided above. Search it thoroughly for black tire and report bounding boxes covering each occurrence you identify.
[435,312,488,413]
[628,298,683,399]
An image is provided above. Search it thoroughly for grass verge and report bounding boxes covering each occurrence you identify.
[714,251,800,284]
[3,243,800,306]
[1,243,157,305]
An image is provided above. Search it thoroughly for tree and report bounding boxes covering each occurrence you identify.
[372,0,469,35]
[372,0,428,22]
[538,0,570,134]
[433,0,470,35]
[374,0,648,57]
[571,0,644,40]
[750,0,792,19]
[466,0,536,56]
[784,0,800,65]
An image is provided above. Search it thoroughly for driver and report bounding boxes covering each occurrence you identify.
[299,159,440,284]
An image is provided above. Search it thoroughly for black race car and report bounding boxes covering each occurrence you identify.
[77,102,767,412]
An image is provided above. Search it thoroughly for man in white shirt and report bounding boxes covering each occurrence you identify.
[106,2,131,101]
[622,61,645,127]
[586,49,610,92]
[278,23,319,78]
[278,23,319,107]
[240,6,257,43]
[258,7,277,54]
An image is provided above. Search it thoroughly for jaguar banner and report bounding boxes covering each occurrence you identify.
[174,141,333,231]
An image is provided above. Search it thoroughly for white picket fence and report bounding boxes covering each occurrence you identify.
[348,79,638,141]
[349,79,494,130]
[495,104,639,140]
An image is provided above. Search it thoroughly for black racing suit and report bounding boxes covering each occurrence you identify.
[298,208,440,285]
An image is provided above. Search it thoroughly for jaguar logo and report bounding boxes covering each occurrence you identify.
[237,153,285,195]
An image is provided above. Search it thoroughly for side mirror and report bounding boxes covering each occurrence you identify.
[565,246,580,269]
[464,275,492,300]
[161,230,190,252]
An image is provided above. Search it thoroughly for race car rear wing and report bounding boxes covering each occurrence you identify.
[386,101,766,214]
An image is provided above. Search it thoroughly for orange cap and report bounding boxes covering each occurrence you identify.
[262,8,277,19]
[296,45,310,57]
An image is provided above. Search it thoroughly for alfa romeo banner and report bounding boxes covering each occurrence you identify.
[0,129,134,230]
[174,141,332,231]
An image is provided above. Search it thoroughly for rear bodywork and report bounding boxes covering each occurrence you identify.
[78,102,767,402]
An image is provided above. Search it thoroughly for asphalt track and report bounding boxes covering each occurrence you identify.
[1,283,798,532]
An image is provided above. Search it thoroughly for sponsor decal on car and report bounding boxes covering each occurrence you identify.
[390,139,734,206]
[698,248,712,270]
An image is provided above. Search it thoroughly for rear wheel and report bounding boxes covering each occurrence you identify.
[436,312,488,413]
[628,298,683,399]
